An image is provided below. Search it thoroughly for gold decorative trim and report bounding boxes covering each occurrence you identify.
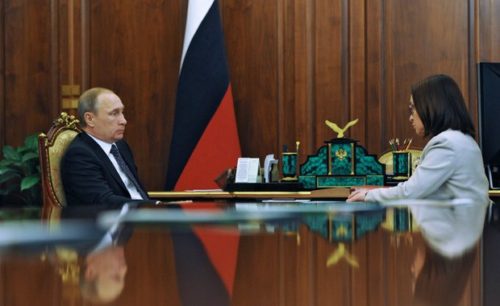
[328,143,332,175]
[55,112,80,129]
[148,188,351,199]
[351,142,355,175]
[61,84,80,96]
[62,98,79,109]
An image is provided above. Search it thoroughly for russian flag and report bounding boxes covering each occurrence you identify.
[166,0,241,192]
[166,0,240,300]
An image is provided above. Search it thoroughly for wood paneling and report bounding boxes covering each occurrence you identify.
[3,0,55,147]
[479,0,500,62]
[222,0,280,159]
[0,1,499,302]
[0,0,498,186]
[384,0,471,150]
[0,0,5,149]
[87,0,185,190]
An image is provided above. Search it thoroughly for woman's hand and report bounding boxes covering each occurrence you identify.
[347,188,369,202]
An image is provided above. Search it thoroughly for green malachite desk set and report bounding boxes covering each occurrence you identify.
[282,118,386,189]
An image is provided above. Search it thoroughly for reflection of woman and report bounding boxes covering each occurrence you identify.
[348,74,489,206]
[412,202,486,259]
[412,243,476,306]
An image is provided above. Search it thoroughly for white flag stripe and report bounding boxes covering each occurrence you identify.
[180,0,215,68]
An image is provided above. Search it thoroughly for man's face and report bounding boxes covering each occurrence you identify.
[85,93,127,143]
[85,246,128,303]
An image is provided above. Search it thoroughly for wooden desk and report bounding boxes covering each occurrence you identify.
[489,190,500,199]
[149,188,500,200]
[148,187,351,200]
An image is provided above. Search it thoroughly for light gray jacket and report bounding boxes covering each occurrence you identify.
[366,129,490,206]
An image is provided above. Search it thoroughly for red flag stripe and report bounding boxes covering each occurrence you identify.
[174,85,241,191]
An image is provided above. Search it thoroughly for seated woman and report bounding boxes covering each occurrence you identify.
[347,74,490,207]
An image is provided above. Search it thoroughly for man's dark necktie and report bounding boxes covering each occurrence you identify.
[110,144,149,200]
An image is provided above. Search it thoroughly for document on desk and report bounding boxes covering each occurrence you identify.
[235,157,260,183]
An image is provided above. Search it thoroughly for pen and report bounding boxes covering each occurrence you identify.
[405,138,413,150]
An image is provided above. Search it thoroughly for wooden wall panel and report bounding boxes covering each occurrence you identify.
[0,0,4,150]
[365,0,385,154]
[3,0,56,147]
[348,0,367,147]
[0,0,497,187]
[58,0,83,94]
[479,0,500,62]
[87,0,185,190]
[222,0,280,159]
[286,0,315,158]
[313,0,343,152]
[383,0,471,150]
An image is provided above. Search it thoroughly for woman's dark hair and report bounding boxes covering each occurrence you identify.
[411,74,475,138]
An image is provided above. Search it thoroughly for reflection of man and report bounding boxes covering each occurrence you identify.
[61,87,149,208]
[172,231,230,306]
[80,246,128,303]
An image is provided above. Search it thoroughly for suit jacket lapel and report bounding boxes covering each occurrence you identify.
[80,133,130,195]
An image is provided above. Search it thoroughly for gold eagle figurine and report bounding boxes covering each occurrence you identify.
[325,118,359,138]
[326,243,359,268]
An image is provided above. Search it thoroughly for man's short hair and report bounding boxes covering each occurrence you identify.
[78,88,115,128]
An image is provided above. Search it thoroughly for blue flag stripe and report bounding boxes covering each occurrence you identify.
[166,0,230,190]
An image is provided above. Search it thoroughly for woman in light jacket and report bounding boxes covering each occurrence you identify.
[348,74,490,207]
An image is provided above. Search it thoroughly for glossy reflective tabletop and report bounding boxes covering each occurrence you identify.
[0,200,488,306]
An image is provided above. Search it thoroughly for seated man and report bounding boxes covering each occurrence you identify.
[61,87,149,207]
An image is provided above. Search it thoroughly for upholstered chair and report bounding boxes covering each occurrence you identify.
[39,113,81,220]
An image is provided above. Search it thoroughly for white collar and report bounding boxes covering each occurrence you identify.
[87,133,115,154]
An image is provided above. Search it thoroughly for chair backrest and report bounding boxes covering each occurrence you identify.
[39,113,81,220]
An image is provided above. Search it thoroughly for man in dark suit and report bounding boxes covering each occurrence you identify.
[61,87,149,208]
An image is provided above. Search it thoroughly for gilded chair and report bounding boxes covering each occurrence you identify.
[39,113,81,220]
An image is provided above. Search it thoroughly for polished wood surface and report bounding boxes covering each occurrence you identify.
[0,0,499,192]
[149,187,350,200]
[149,189,500,200]
[0,219,481,306]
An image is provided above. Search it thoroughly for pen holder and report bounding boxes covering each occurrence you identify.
[393,151,412,177]
[393,207,413,232]
[281,152,298,181]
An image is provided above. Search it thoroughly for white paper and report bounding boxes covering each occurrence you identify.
[263,154,278,183]
[235,157,260,183]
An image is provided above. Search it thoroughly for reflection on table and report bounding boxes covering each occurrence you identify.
[0,199,485,306]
